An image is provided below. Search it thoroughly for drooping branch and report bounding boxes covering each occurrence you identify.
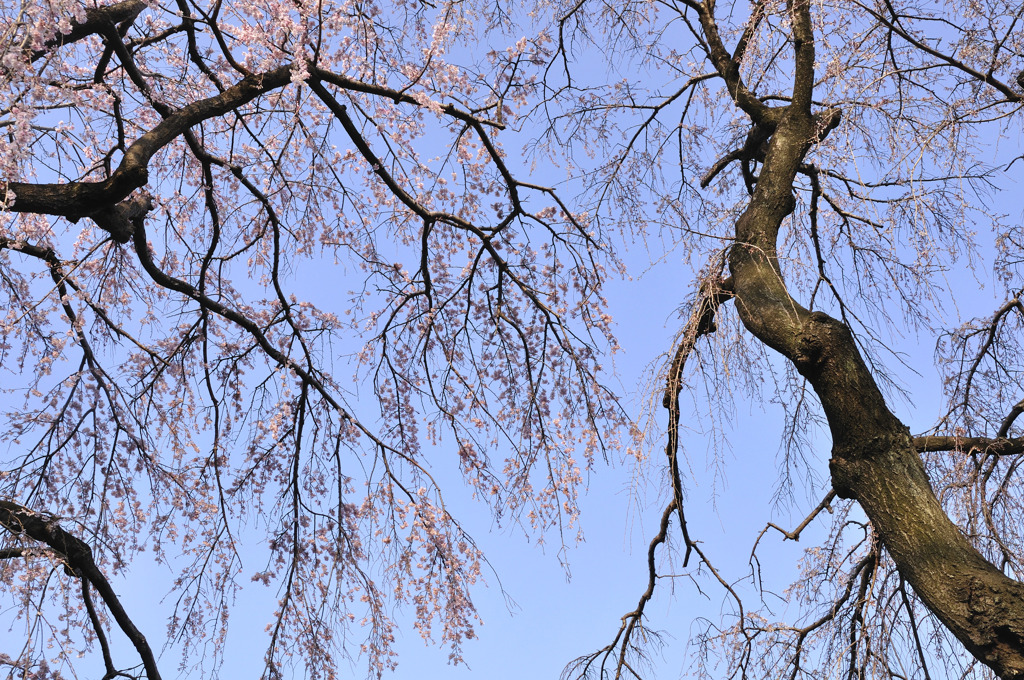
[567,267,734,680]
[663,265,732,563]
[0,236,162,360]
[0,500,162,680]
[562,498,677,680]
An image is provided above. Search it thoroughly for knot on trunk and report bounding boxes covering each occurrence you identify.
[793,311,834,375]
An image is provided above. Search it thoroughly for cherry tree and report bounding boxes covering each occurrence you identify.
[1,0,1023,679]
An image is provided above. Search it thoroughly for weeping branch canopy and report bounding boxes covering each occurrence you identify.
[1,0,1024,678]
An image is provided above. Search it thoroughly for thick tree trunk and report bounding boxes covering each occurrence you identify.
[729,108,1024,678]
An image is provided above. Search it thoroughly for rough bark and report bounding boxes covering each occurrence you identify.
[725,58,1024,680]
[698,1,1024,675]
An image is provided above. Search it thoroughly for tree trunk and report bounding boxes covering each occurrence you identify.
[729,106,1024,679]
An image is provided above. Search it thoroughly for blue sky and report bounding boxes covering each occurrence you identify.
[3,4,1023,678]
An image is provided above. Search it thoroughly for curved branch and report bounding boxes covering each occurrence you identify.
[999,399,1024,440]
[0,500,162,680]
[32,0,147,61]
[5,65,294,221]
[5,60,503,238]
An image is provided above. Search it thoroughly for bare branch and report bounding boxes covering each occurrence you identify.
[914,436,1024,457]
[765,490,837,541]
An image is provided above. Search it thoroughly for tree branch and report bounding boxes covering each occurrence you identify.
[32,0,147,61]
[663,266,732,565]
[686,0,775,123]
[4,65,294,223]
[0,500,162,680]
[914,436,1024,457]
[999,399,1024,439]
[765,490,837,541]
[860,0,1024,103]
